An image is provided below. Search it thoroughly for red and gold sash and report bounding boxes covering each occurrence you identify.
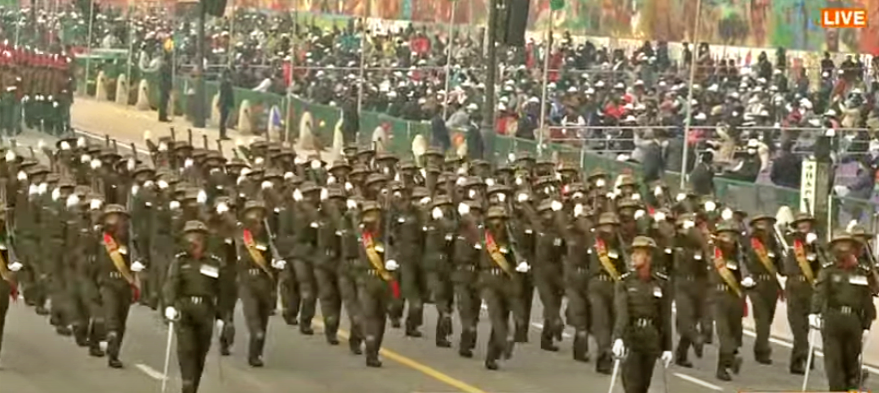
[595,238,621,281]
[484,230,513,277]
[792,240,815,285]
[361,230,400,298]
[103,233,140,302]
[0,247,18,301]
[750,238,778,276]
[713,248,743,298]
[242,229,274,280]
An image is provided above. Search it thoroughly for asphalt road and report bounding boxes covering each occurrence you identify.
[1,100,877,392]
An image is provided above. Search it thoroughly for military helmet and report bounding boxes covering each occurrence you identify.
[329,160,352,174]
[365,173,387,187]
[411,186,430,199]
[299,181,320,194]
[748,214,775,227]
[791,212,815,226]
[430,195,453,209]
[182,220,209,234]
[631,236,657,249]
[101,204,129,218]
[423,147,443,158]
[714,220,740,234]
[829,233,857,248]
[597,212,620,226]
[486,205,508,219]
[848,223,873,239]
[242,200,267,214]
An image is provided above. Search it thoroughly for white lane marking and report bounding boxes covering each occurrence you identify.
[135,363,166,380]
[672,373,723,391]
[75,129,151,155]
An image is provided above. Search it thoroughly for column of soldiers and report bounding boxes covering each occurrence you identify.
[0,43,74,138]
[0,130,875,393]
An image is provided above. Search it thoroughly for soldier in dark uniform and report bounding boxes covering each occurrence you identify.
[314,185,346,345]
[671,213,709,367]
[533,198,566,352]
[589,212,627,374]
[63,186,103,356]
[163,220,236,393]
[784,212,823,375]
[92,204,144,369]
[560,184,593,362]
[478,204,527,370]
[450,198,481,358]
[389,182,426,338]
[290,181,321,335]
[355,200,399,367]
[811,233,876,391]
[744,214,783,364]
[0,203,19,364]
[424,193,456,348]
[158,51,172,122]
[611,236,673,393]
[710,220,755,381]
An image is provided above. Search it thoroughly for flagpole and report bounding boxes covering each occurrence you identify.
[227,1,235,67]
[83,0,96,94]
[679,0,702,189]
[441,0,457,120]
[125,0,134,102]
[357,6,368,115]
[537,7,554,158]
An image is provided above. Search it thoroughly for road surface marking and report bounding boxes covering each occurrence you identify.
[312,321,489,393]
[741,329,879,375]
[135,363,166,380]
[672,372,723,391]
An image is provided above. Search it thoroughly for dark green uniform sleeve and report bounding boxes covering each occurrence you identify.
[811,266,830,315]
[660,278,673,352]
[162,255,182,308]
[217,255,237,321]
[612,279,629,341]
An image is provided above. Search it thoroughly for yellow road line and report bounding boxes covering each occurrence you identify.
[314,321,491,393]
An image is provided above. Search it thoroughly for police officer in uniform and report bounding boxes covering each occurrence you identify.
[611,236,673,393]
[163,220,236,393]
[810,233,876,391]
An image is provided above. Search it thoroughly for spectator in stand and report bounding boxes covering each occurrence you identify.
[836,157,877,221]
[770,141,802,189]
[689,151,715,197]
[218,69,234,141]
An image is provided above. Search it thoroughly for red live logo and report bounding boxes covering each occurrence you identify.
[821,8,868,28]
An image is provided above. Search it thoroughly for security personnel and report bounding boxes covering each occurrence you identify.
[356,200,398,367]
[611,236,673,393]
[237,200,281,367]
[711,220,755,381]
[784,212,823,374]
[93,204,145,369]
[163,221,236,393]
[745,214,782,364]
[477,204,527,370]
[0,203,20,363]
[810,233,876,391]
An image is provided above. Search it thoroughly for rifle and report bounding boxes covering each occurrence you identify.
[262,218,284,263]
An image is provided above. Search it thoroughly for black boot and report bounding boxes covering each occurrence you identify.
[716,354,731,381]
[484,345,500,371]
[248,336,264,367]
[325,319,340,345]
[458,330,474,358]
[675,337,693,368]
[435,317,451,348]
[405,320,423,338]
[73,325,89,347]
[106,332,122,369]
[693,335,704,358]
[365,339,382,368]
[573,331,589,362]
[596,353,613,374]
[514,322,529,343]
[540,326,559,352]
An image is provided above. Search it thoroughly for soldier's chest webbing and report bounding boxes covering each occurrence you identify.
[625,278,663,321]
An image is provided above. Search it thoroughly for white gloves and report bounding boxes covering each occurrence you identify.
[573,204,584,217]
[66,194,80,208]
[385,259,399,271]
[90,199,103,210]
[8,261,22,272]
[515,262,530,273]
[497,192,506,203]
[311,159,321,169]
[517,193,529,203]
[704,200,717,212]
[157,180,169,189]
[432,207,444,220]
[164,307,178,321]
[634,209,645,220]
[661,351,673,367]
[261,180,273,190]
[196,190,207,204]
[216,202,229,214]
[720,208,734,221]
[612,339,625,358]
[419,196,431,206]
[5,150,15,162]
[806,232,818,245]
[216,320,225,332]
[654,212,667,222]
[654,185,663,196]
[37,182,47,195]
[675,193,687,202]
[90,158,101,169]
[320,188,329,201]
[51,187,61,201]
[184,158,194,168]
[344,182,353,192]
[131,261,145,272]
[272,259,286,270]
[808,314,822,329]
[16,170,26,181]
[458,202,470,216]
[346,199,358,210]
[550,200,563,212]
[595,178,606,188]
[130,184,140,197]
[682,219,695,230]
[293,189,303,201]
[742,276,756,288]
[169,200,180,210]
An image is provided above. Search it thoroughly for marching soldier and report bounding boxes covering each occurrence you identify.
[811,233,876,391]
[561,185,593,362]
[710,220,755,381]
[163,220,236,393]
[611,236,673,393]
[355,200,399,367]
[0,203,19,364]
[450,198,481,357]
[744,214,782,364]
[93,204,145,369]
[424,193,456,348]
[590,212,627,374]
[314,185,346,345]
[477,204,528,370]
[389,182,426,338]
[290,181,321,335]
[237,200,281,367]
[672,213,709,367]
[784,212,823,374]
[533,198,566,352]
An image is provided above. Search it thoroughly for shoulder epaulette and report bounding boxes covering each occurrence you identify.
[620,272,632,280]
[210,254,222,262]
[175,252,187,259]
[822,261,834,268]
[653,272,669,281]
